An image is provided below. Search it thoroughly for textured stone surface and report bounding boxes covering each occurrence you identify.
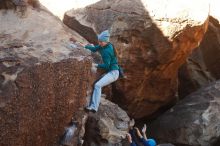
[0,5,93,146]
[63,0,209,118]
[178,48,215,99]
[0,0,40,13]
[149,80,220,146]
[83,98,130,146]
[157,144,175,146]
[197,16,220,79]
[178,10,220,98]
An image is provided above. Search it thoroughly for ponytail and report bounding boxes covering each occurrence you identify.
[109,43,118,59]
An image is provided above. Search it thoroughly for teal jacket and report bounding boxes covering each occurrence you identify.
[85,43,119,72]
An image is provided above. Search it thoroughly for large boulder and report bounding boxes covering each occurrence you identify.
[83,98,130,146]
[0,4,93,146]
[196,16,220,79]
[178,2,220,99]
[178,48,215,99]
[63,0,209,118]
[149,80,220,146]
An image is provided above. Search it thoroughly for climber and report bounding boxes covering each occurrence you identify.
[126,126,157,146]
[84,30,119,113]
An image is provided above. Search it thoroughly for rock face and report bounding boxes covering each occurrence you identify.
[149,80,220,146]
[178,48,215,99]
[0,0,40,11]
[158,144,175,146]
[196,16,220,79]
[178,8,220,99]
[63,0,209,118]
[0,5,93,146]
[83,98,130,146]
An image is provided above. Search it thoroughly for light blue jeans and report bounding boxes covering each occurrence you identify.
[88,70,119,111]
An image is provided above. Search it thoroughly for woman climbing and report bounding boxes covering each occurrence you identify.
[84,30,119,113]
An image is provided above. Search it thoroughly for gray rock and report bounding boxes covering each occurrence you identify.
[84,98,130,146]
[158,144,175,146]
[178,48,215,99]
[149,80,220,146]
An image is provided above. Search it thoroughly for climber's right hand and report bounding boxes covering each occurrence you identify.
[91,63,98,73]
[92,63,98,68]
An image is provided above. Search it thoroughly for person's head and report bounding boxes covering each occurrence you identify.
[98,30,110,47]
[147,139,157,146]
[98,41,108,47]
